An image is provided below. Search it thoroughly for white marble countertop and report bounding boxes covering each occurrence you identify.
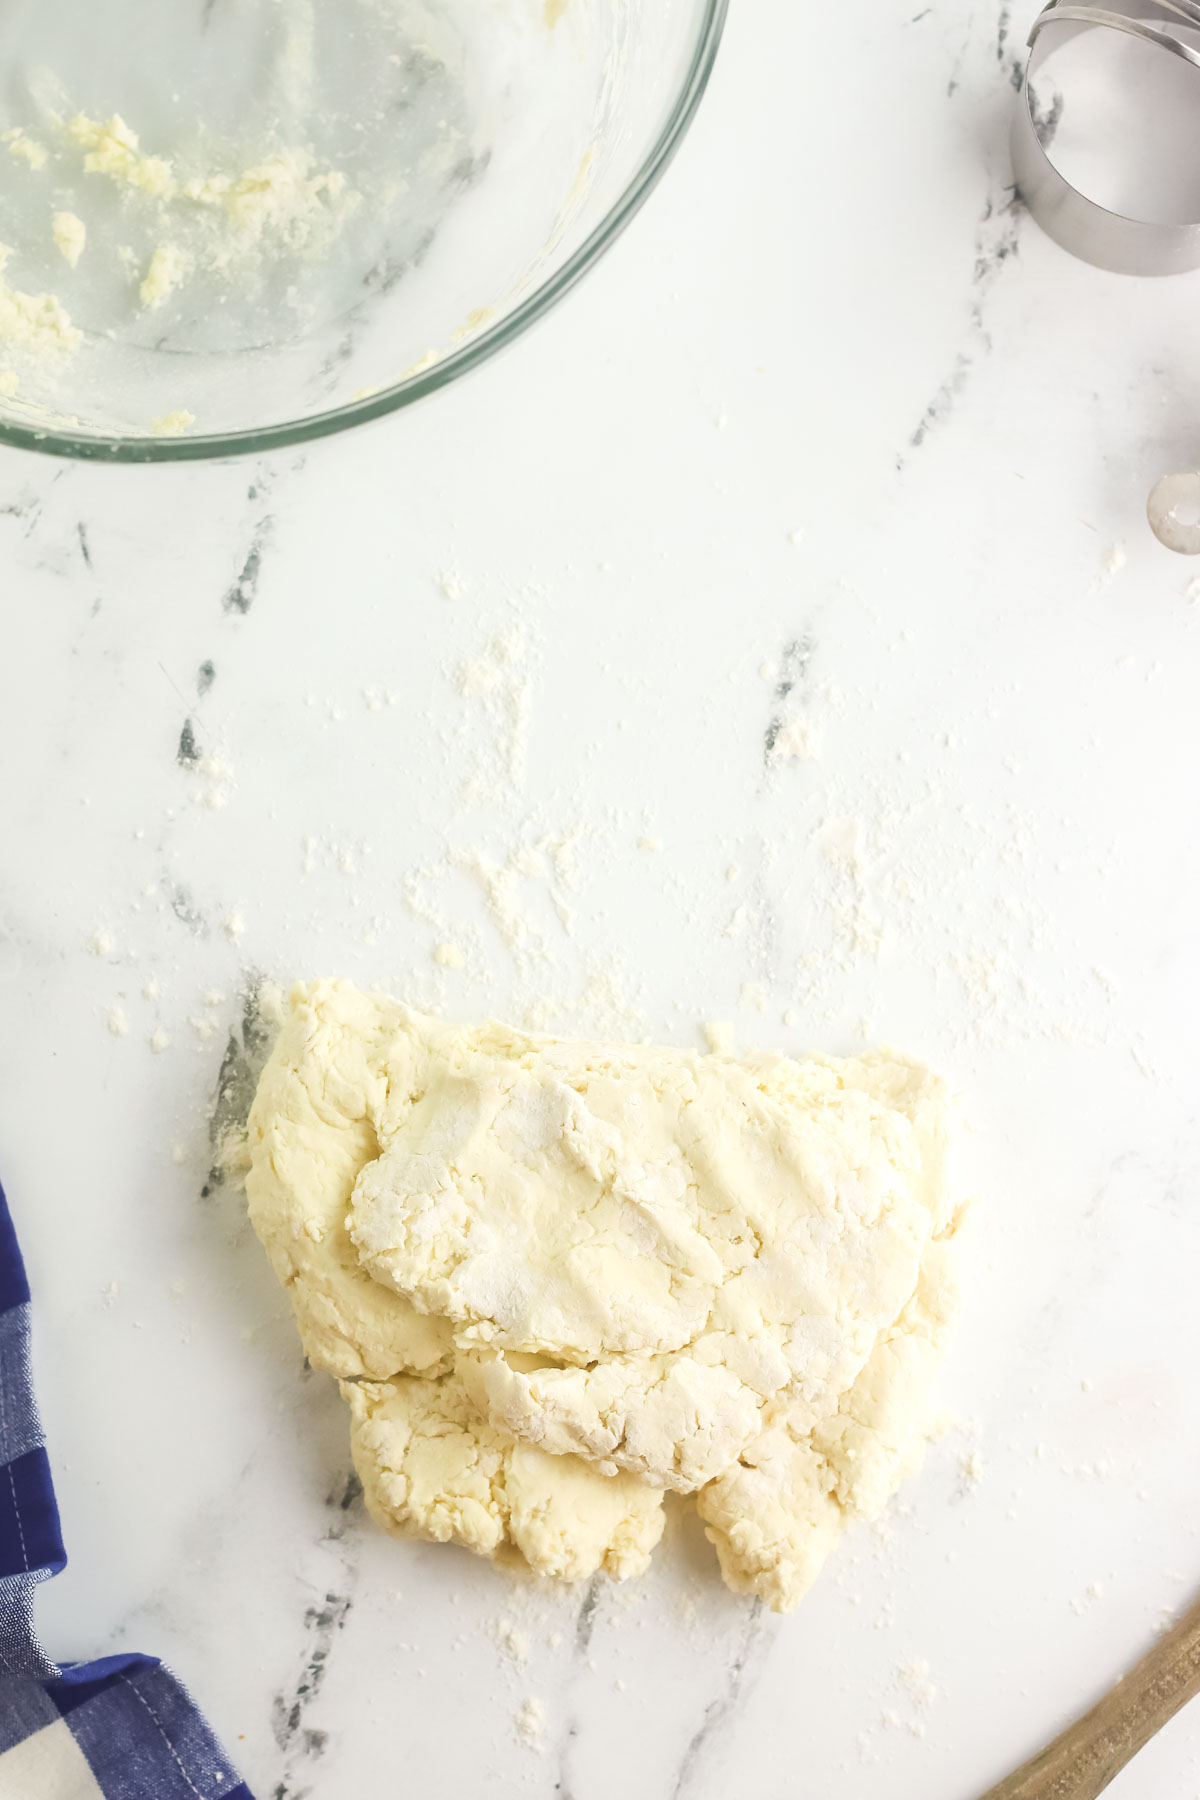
[3,2,1200,1795]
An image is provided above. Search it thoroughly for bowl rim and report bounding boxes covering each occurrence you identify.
[0,0,729,465]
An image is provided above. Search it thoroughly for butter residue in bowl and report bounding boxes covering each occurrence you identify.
[0,245,80,353]
[3,127,47,171]
[52,211,86,268]
[67,112,175,197]
[139,244,187,308]
[183,151,352,252]
[150,408,196,436]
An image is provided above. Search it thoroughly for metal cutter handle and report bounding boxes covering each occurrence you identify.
[1013,2,1200,549]
[1013,0,1200,274]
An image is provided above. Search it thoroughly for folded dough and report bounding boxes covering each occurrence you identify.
[246,979,964,1611]
[345,1368,664,1583]
[246,981,451,1381]
[696,1231,961,1611]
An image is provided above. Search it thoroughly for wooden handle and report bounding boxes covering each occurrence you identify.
[980,1592,1200,1800]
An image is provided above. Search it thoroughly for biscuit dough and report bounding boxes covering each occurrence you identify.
[247,980,963,1611]
[247,983,453,1382]
[346,1369,664,1582]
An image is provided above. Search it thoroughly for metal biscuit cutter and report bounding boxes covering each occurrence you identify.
[1013,0,1200,552]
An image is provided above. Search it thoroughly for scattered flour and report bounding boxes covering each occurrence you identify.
[453,625,533,804]
[771,718,820,762]
[897,1659,939,1710]
[1070,1581,1107,1615]
[256,980,287,1027]
[724,905,748,939]
[491,1618,531,1664]
[106,1006,128,1037]
[194,754,234,809]
[515,1697,546,1749]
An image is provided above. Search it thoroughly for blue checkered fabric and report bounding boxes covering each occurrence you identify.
[0,1180,253,1799]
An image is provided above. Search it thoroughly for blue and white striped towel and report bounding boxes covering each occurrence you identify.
[0,1178,253,1799]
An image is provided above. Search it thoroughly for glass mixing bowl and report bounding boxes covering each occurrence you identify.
[0,0,726,461]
